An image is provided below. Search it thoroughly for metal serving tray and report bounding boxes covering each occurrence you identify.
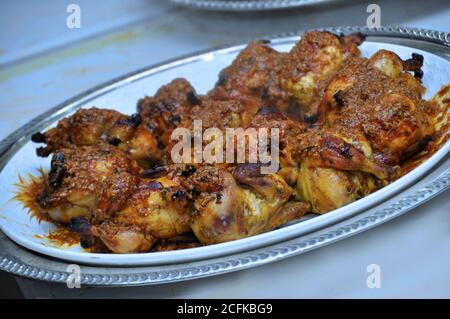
[169,0,336,11]
[0,26,448,285]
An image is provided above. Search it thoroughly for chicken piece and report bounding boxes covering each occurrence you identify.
[362,94,433,165]
[188,165,308,244]
[137,78,200,162]
[31,107,146,159]
[87,174,193,253]
[36,144,140,223]
[112,176,192,239]
[245,107,390,210]
[318,50,425,123]
[90,222,156,254]
[31,108,159,169]
[187,97,257,130]
[241,107,388,214]
[32,78,199,167]
[208,41,289,112]
[112,78,199,166]
[399,84,450,175]
[246,107,308,185]
[31,108,130,157]
[281,31,364,121]
[317,50,433,165]
[37,145,194,253]
[208,31,364,122]
[296,163,378,213]
[298,128,395,178]
[293,127,395,213]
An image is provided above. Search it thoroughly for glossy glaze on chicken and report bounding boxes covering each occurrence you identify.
[28,31,449,253]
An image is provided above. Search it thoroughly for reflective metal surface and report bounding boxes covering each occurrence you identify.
[170,0,335,11]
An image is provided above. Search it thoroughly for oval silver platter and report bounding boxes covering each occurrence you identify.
[170,0,335,11]
[0,26,449,285]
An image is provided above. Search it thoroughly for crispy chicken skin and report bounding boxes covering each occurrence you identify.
[136,78,200,163]
[248,107,394,213]
[28,31,447,252]
[33,78,199,167]
[37,145,194,253]
[208,41,288,113]
[318,49,432,165]
[37,144,140,223]
[293,128,394,213]
[188,165,308,244]
[31,108,127,157]
[282,31,364,121]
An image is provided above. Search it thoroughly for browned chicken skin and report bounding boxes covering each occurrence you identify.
[31,108,127,156]
[247,107,394,213]
[281,31,364,121]
[318,49,433,166]
[88,175,193,253]
[209,41,287,114]
[292,127,394,213]
[136,78,200,164]
[37,144,195,253]
[208,32,364,122]
[37,144,140,223]
[188,164,308,244]
[29,31,446,252]
[32,78,200,167]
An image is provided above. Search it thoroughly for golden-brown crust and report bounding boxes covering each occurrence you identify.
[37,144,141,222]
[208,41,288,113]
[32,107,126,156]
[281,31,364,120]
[137,78,199,152]
[317,51,432,165]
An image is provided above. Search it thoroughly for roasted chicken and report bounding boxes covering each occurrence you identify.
[318,49,432,166]
[26,30,448,253]
[36,144,140,224]
[32,78,200,167]
[188,164,309,244]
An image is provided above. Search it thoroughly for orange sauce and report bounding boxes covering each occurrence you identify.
[14,169,51,223]
[400,85,449,176]
[46,227,81,246]
[14,171,81,248]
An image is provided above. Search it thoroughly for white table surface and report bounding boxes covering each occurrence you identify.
[1,0,449,298]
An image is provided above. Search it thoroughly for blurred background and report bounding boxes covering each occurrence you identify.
[0,0,449,298]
